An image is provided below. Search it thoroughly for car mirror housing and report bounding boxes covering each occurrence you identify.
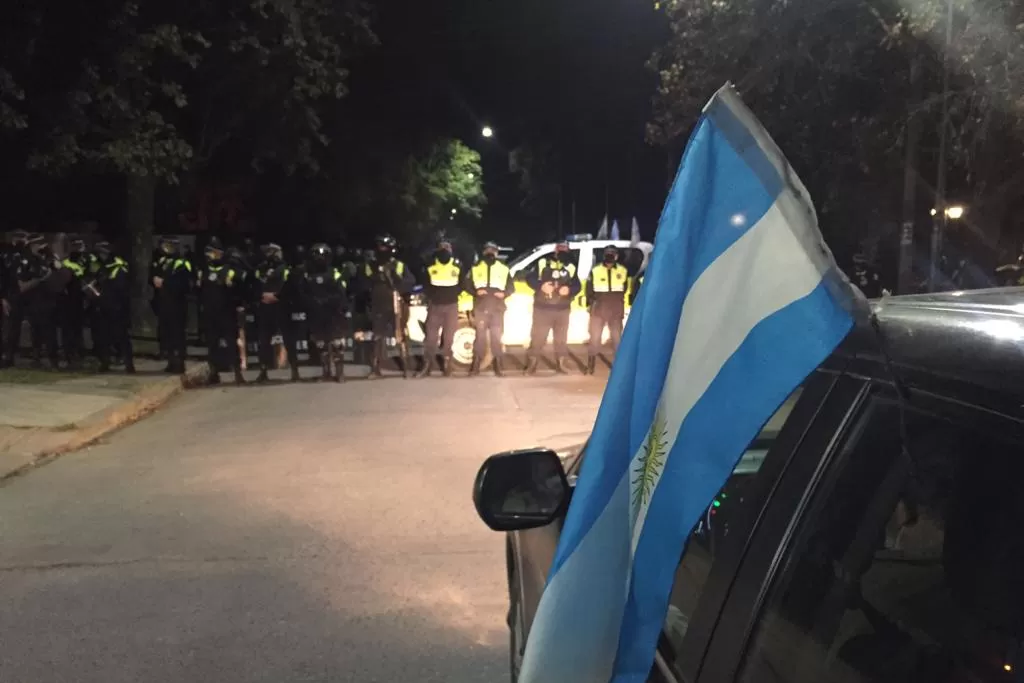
[473,449,570,532]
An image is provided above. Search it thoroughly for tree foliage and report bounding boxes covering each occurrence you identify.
[647,0,1024,272]
[396,139,486,233]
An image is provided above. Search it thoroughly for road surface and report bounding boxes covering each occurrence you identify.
[0,373,603,683]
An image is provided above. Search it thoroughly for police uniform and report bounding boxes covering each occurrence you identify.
[585,257,629,373]
[154,244,192,374]
[465,248,514,375]
[525,252,580,374]
[89,249,135,373]
[9,238,60,368]
[58,244,89,367]
[357,238,414,377]
[254,251,300,382]
[305,249,348,382]
[197,246,245,385]
[418,245,462,377]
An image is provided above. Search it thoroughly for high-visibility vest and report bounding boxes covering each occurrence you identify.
[364,260,406,277]
[537,258,576,280]
[427,259,460,287]
[590,263,628,293]
[471,260,510,290]
[62,259,85,277]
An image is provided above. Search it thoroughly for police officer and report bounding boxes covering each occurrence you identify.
[152,237,192,374]
[585,245,629,374]
[58,238,89,368]
[305,244,348,382]
[359,235,414,378]
[254,243,300,383]
[197,237,245,386]
[89,241,135,373]
[465,241,514,376]
[18,235,62,369]
[525,241,580,375]
[334,245,357,284]
[228,245,256,370]
[417,239,462,378]
[1,231,30,367]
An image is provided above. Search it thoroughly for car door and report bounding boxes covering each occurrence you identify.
[697,371,1024,683]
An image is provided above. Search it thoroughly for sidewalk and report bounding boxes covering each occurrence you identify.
[0,359,209,481]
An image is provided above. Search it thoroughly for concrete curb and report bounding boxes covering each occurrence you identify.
[0,363,211,483]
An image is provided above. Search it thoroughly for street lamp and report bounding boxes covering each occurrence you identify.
[481,126,494,139]
[467,172,475,180]
[451,208,457,215]
[945,205,965,220]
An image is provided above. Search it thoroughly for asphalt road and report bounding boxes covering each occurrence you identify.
[0,371,603,683]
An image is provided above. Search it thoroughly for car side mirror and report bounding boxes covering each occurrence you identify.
[473,449,570,532]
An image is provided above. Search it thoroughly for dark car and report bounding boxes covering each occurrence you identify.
[473,288,1024,683]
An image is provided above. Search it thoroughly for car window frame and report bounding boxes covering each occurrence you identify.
[657,367,859,683]
[696,365,1024,683]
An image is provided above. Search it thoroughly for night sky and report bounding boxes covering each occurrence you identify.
[347,0,670,243]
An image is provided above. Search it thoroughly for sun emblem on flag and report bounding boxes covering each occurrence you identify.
[632,411,668,511]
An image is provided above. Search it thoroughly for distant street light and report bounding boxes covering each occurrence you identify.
[467,172,475,180]
[945,205,965,220]
[451,208,457,215]
[481,126,494,139]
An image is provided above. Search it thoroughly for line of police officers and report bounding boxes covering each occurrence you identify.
[3,230,636,381]
[1,231,133,372]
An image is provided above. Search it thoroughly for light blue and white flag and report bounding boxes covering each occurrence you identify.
[519,85,861,683]
[596,216,610,240]
[611,219,621,241]
[630,217,641,246]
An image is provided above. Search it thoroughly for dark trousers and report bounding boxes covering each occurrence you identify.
[474,308,504,360]
[159,299,188,368]
[588,302,624,356]
[93,308,133,369]
[203,309,240,372]
[4,300,26,361]
[258,302,297,369]
[29,302,59,365]
[529,306,570,357]
[423,303,459,360]
[59,297,85,363]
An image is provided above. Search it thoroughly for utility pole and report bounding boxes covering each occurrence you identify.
[898,54,922,295]
[558,184,564,238]
[929,0,954,292]
[571,194,577,233]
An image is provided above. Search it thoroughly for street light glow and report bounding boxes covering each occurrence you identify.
[467,172,475,180]
[945,205,965,220]
[451,208,457,215]
[481,126,494,139]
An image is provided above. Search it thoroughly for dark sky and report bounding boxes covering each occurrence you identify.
[348,0,670,243]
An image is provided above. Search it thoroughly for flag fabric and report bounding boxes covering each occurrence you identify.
[630,217,641,245]
[611,219,621,240]
[596,216,609,239]
[518,84,861,683]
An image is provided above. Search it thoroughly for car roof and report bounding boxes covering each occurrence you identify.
[840,287,1024,398]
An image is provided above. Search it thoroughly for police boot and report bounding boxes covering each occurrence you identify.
[321,354,333,381]
[555,356,571,375]
[256,367,270,383]
[586,355,597,376]
[493,357,505,377]
[400,343,412,379]
[290,364,302,382]
[370,339,385,378]
[234,367,247,385]
[443,356,454,377]
[416,357,434,379]
[469,358,481,376]
[524,356,539,376]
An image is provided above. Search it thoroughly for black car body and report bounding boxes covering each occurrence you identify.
[474,288,1024,683]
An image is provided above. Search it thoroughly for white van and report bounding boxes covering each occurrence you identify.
[407,234,654,366]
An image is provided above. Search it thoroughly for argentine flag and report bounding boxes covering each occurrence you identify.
[519,85,861,683]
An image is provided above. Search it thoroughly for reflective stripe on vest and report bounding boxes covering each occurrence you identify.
[471,261,510,290]
[537,258,576,279]
[62,259,84,277]
[428,260,460,287]
[364,260,406,277]
[591,264,628,293]
[173,259,192,273]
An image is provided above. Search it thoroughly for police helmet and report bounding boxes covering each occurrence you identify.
[375,234,397,257]
[204,236,225,261]
[261,242,283,261]
[93,241,113,260]
[158,236,180,256]
[69,238,86,254]
[10,230,29,246]
[334,244,347,257]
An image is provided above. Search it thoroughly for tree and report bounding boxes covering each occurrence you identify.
[647,0,1024,282]
[395,139,486,240]
[4,0,375,330]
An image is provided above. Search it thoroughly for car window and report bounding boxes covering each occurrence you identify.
[737,393,1024,683]
[659,388,803,678]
